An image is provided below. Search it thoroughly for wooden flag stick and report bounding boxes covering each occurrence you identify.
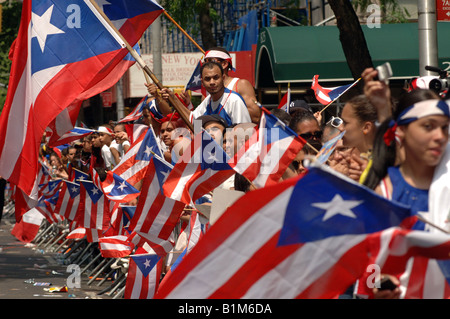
[416,215,450,234]
[88,0,194,132]
[163,11,205,55]
[143,70,151,85]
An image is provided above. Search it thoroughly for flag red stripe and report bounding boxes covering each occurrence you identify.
[163,161,190,198]
[0,1,30,161]
[208,231,301,298]
[296,240,370,298]
[402,257,428,299]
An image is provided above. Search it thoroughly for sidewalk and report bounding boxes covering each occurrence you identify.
[0,215,116,299]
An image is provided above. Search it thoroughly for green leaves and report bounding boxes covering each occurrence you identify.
[0,1,22,113]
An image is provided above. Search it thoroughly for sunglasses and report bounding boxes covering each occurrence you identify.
[291,160,303,171]
[291,158,312,171]
[300,130,323,140]
[326,116,343,128]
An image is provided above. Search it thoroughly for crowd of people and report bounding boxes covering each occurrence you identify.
[4,46,450,299]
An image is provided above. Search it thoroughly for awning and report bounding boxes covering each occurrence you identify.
[255,22,450,88]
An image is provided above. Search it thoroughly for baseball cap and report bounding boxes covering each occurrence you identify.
[197,114,228,129]
[289,99,313,114]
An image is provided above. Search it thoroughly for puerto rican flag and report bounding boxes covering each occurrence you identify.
[120,205,136,235]
[353,227,450,299]
[106,204,136,236]
[112,126,163,186]
[67,226,86,240]
[277,87,291,113]
[36,190,65,224]
[124,247,164,299]
[11,208,45,243]
[128,231,176,258]
[48,127,96,148]
[45,100,83,148]
[0,0,163,199]
[72,168,90,183]
[77,180,112,232]
[101,171,140,203]
[163,131,235,205]
[229,107,306,188]
[129,157,186,241]
[98,235,135,258]
[125,124,149,145]
[36,161,52,189]
[38,178,62,198]
[185,59,206,98]
[54,180,83,221]
[119,95,150,123]
[311,75,360,105]
[14,161,51,222]
[155,165,415,299]
[46,0,164,149]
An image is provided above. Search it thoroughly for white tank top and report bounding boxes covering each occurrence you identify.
[226,77,239,91]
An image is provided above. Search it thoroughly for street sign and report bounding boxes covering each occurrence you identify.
[100,92,112,108]
[437,0,450,21]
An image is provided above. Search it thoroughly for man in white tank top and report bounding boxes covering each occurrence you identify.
[203,47,261,124]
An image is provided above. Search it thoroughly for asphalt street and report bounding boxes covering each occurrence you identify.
[0,214,115,300]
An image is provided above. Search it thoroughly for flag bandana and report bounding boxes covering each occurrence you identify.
[384,99,450,145]
[396,99,450,126]
[204,49,234,71]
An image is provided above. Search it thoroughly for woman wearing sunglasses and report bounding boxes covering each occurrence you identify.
[288,108,323,147]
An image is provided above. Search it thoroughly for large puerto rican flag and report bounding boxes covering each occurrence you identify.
[155,165,416,299]
[0,0,163,199]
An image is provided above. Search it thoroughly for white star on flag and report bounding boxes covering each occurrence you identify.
[31,5,65,53]
[144,145,154,157]
[192,74,201,85]
[273,118,286,129]
[207,151,219,162]
[91,188,100,195]
[311,194,362,221]
[160,170,170,183]
[143,259,151,268]
[71,186,78,193]
[118,181,127,192]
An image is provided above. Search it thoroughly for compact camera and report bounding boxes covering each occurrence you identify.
[376,62,393,83]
